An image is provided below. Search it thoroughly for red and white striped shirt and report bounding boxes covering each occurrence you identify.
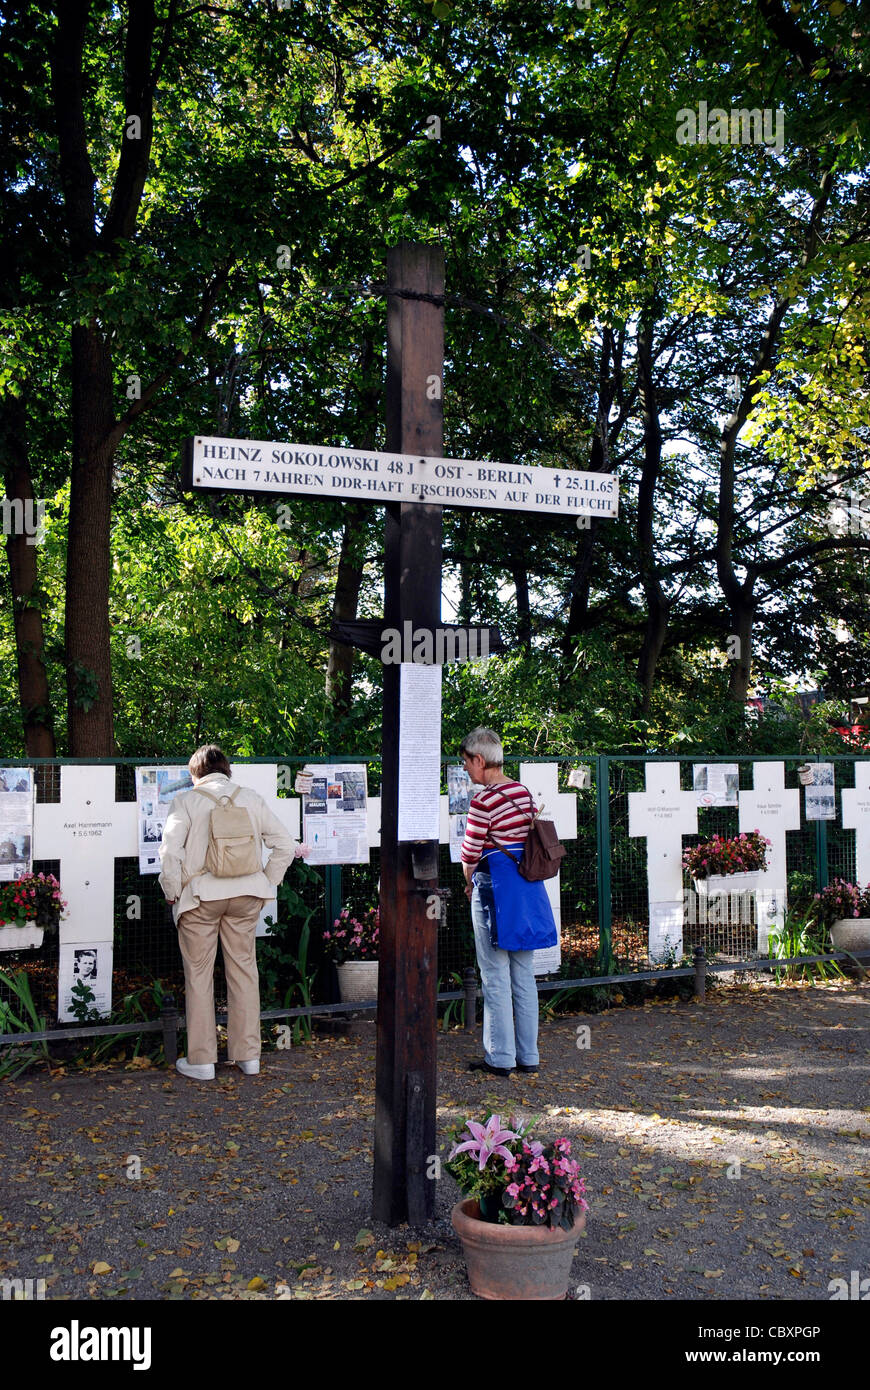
[460,780,537,868]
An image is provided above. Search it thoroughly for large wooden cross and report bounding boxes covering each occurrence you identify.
[183,242,619,1225]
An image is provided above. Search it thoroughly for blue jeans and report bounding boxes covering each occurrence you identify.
[471,871,539,1070]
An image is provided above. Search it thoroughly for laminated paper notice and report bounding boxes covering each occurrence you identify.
[398,663,442,841]
[302,765,369,865]
[0,767,34,881]
[58,940,113,1021]
[135,766,194,872]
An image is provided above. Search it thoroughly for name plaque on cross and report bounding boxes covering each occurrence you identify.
[185,436,619,519]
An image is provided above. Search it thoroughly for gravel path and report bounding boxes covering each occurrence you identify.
[1,979,867,1301]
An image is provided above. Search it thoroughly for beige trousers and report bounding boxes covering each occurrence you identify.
[176,895,265,1065]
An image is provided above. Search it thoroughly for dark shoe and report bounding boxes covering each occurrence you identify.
[468,1058,513,1077]
[516,1062,539,1073]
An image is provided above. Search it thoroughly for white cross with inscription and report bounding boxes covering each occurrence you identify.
[738,762,800,951]
[34,766,139,946]
[840,761,870,889]
[519,762,576,973]
[628,763,698,963]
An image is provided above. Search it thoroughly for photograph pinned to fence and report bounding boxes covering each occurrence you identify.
[449,813,467,863]
[0,767,34,882]
[804,763,836,821]
[693,763,739,807]
[135,765,193,871]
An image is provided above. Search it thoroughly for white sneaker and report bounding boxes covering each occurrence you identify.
[175,1056,215,1080]
[234,1059,260,1075]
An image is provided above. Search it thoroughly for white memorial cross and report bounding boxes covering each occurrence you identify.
[738,762,800,951]
[840,761,870,889]
[519,762,576,974]
[34,766,139,946]
[628,763,698,963]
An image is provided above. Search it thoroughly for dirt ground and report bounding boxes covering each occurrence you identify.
[0,977,867,1302]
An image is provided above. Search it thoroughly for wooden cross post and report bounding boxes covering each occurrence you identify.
[373,243,444,1226]
[180,242,619,1226]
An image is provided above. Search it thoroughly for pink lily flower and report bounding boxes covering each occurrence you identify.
[448,1114,518,1171]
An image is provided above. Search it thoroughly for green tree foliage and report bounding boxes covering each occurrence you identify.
[0,0,868,757]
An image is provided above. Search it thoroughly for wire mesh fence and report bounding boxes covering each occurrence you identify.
[0,753,865,1051]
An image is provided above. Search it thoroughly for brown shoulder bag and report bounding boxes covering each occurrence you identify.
[491,785,567,882]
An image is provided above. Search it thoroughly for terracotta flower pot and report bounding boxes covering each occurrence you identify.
[451,1197,584,1300]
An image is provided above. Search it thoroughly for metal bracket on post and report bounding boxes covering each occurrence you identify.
[405,1070,427,1228]
[161,992,179,1066]
[693,945,706,1001]
[411,839,440,881]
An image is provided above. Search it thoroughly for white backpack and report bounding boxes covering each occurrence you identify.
[186,785,262,879]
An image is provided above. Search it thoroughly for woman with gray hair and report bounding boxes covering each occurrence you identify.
[459,727,557,1077]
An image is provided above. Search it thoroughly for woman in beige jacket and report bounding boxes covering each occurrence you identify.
[159,744,308,1080]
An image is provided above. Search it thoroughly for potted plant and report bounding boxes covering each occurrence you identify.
[0,873,67,951]
[446,1112,589,1300]
[811,878,870,953]
[324,906,379,1002]
[683,830,771,897]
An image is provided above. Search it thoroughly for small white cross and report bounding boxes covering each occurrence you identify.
[34,766,138,946]
[738,762,799,950]
[628,763,698,962]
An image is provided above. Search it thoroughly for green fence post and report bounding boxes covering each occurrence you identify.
[325,865,343,934]
[595,755,613,974]
[815,818,829,894]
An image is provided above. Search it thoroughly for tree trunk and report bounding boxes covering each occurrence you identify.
[325,503,368,715]
[64,321,117,753]
[635,318,669,715]
[726,594,757,703]
[0,394,56,756]
[511,553,532,652]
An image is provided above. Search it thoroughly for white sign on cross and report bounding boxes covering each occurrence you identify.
[188,437,619,520]
[34,766,139,946]
[738,762,799,951]
[840,761,870,889]
[628,763,698,963]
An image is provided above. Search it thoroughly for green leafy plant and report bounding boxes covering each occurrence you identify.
[438,971,466,1030]
[445,1111,588,1230]
[67,980,102,1023]
[0,967,52,1079]
[769,908,845,983]
[78,979,168,1064]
